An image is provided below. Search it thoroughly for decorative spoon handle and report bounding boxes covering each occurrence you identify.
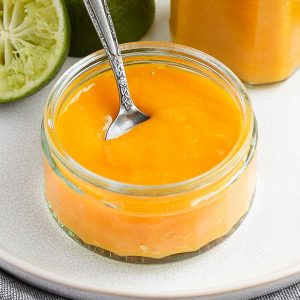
[83,0,133,111]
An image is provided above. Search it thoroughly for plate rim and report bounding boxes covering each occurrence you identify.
[1,247,300,298]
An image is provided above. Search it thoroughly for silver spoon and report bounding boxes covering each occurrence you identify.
[83,0,150,140]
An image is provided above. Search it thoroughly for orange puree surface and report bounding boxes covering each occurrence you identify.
[44,61,256,259]
[56,64,242,185]
[170,0,300,84]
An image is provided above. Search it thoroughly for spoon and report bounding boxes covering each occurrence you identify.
[83,0,150,140]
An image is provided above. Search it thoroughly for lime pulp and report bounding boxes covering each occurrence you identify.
[0,0,70,102]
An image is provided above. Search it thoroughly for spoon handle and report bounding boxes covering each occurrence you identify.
[83,0,133,110]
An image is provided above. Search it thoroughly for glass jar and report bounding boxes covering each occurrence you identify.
[170,0,300,85]
[41,42,257,263]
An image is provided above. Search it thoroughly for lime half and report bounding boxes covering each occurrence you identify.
[0,0,70,103]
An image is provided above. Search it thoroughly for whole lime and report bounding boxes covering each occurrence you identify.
[65,0,155,57]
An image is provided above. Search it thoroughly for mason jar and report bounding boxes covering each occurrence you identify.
[170,0,300,85]
[41,42,257,263]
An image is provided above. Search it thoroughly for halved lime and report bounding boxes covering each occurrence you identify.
[0,0,70,103]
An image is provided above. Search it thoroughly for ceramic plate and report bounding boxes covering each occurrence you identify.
[1,1,300,299]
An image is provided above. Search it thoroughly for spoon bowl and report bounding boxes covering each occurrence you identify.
[106,106,150,140]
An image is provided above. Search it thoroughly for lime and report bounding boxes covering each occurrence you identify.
[65,0,155,57]
[0,0,70,103]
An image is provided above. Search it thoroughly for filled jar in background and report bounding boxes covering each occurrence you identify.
[170,0,300,85]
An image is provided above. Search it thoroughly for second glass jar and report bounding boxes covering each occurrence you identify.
[170,0,300,85]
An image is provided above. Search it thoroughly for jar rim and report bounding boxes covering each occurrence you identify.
[43,41,256,196]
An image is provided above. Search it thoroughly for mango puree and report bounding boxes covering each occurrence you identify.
[170,0,300,84]
[44,63,256,259]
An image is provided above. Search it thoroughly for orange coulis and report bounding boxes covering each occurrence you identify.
[56,64,242,184]
[44,63,256,259]
[170,0,300,84]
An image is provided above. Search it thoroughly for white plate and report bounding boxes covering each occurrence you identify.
[1,1,300,299]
